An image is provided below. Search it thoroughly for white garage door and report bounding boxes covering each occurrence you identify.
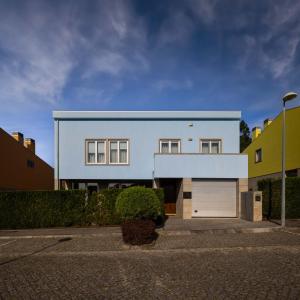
[192,179,237,217]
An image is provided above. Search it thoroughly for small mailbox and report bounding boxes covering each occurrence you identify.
[183,192,192,199]
[255,195,261,202]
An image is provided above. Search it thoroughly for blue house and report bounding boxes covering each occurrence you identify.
[53,111,248,219]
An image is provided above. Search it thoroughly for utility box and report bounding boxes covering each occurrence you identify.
[241,191,262,222]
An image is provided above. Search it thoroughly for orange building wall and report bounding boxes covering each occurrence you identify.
[0,128,54,190]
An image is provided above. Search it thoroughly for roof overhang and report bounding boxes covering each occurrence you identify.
[53,110,241,121]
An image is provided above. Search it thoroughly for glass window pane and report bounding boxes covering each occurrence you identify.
[201,142,209,154]
[110,142,117,150]
[119,141,127,150]
[110,150,117,163]
[87,142,95,163]
[119,141,128,163]
[211,142,220,154]
[255,149,262,162]
[110,142,118,163]
[97,141,105,163]
[171,142,179,153]
[161,142,169,153]
[120,149,127,163]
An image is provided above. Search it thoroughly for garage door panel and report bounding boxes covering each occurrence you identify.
[192,179,237,217]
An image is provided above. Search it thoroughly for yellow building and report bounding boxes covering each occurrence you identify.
[243,106,300,190]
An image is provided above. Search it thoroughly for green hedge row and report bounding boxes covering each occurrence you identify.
[258,177,300,219]
[0,188,164,229]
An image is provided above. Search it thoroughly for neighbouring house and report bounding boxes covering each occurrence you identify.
[243,106,300,191]
[53,110,248,218]
[0,128,54,191]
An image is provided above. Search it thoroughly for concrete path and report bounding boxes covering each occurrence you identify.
[163,217,279,231]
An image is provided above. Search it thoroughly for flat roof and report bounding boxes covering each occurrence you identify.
[53,110,241,120]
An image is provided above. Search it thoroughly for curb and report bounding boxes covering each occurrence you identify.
[163,226,284,235]
[0,232,122,240]
[1,226,296,240]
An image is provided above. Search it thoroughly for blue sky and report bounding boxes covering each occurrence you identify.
[1,0,300,166]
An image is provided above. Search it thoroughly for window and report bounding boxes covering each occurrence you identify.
[255,148,262,163]
[87,142,95,163]
[200,139,222,154]
[159,139,180,154]
[86,140,106,164]
[109,140,129,164]
[97,141,105,163]
[27,160,35,168]
[109,141,118,163]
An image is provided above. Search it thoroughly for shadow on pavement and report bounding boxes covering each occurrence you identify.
[0,237,72,266]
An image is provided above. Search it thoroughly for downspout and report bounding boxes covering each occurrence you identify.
[152,152,155,188]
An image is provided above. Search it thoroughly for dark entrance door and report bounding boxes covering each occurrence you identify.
[159,179,179,215]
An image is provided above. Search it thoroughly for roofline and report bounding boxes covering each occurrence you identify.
[242,105,300,153]
[52,110,242,120]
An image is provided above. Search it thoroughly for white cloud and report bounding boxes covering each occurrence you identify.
[0,0,148,108]
[234,1,300,79]
[187,0,217,25]
[0,1,78,105]
[156,0,217,46]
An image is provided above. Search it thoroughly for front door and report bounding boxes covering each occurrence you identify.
[159,179,179,215]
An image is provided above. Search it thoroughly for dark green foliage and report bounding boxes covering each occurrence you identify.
[116,186,161,221]
[0,188,164,229]
[88,189,122,225]
[121,219,157,245]
[240,120,252,152]
[0,191,86,229]
[153,188,165,216]
[258,177,300,219]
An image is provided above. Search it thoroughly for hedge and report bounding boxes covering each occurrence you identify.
[0,188,164,229]
[0,190,87,229]
[88,189,123,225]
[258,177,300,219]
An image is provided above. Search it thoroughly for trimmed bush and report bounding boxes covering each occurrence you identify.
[88,189,122,225]
[115,186,161,221]
[0,187,164,229]
[121,219,157,245]
[258,177,300,219]
[0,190,86,229]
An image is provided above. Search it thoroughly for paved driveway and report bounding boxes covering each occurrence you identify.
[1,230,300,299]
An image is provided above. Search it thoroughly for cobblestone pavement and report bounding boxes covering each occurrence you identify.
[1,230,300,299]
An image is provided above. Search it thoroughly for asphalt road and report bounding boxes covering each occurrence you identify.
[1,230,300,299]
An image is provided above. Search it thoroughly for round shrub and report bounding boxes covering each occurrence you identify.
[115,186,161,221]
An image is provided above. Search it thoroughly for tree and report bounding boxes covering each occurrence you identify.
[240,120,252,152]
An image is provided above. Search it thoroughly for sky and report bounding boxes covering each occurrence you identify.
[1,0,300,166]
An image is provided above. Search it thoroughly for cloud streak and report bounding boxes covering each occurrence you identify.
[0,0,148,108]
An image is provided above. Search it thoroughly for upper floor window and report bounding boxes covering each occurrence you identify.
[86,139,129,165]
[200,139,221,154]
[255,148,262,163]
[159,139,181,154]
[27,159,35,168]
[86,140,106,164]
[109,140,129,164]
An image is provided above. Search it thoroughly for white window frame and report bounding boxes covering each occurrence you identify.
[159,139,181,154]
[200,139,222,154]
[86,140,106,165]
[109,140,129,165]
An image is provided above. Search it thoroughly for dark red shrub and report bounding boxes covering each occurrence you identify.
[121,219,157,245]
